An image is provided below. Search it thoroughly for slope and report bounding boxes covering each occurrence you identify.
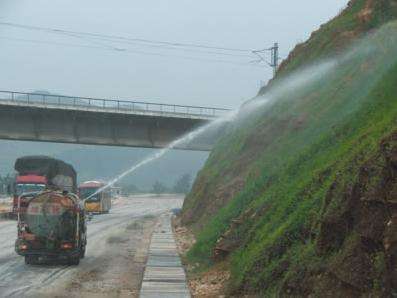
[181,0,397,296]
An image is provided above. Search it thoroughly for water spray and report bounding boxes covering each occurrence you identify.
[84,110,238,201]
[84,43,367,202]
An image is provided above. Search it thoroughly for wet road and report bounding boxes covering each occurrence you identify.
[0,195,183,297]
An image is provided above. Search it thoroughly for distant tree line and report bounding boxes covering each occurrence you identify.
[122,173,193,195]
[152,173,192,194]
[0,174,13,195]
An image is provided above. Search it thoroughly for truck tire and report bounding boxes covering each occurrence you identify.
[25,255,37,265]
[80,245,86,259]
[68,256,80,266]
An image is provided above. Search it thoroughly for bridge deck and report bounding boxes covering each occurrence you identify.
[0,90,228,120]
[0,90,228,150]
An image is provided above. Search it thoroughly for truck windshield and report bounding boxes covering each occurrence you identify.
[16,184,46,196]
[79,187,100,201]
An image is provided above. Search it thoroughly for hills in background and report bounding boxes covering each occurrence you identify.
[0,140,208,190]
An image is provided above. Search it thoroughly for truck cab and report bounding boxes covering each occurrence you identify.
[13,175,47,214]
[79,181,111,214]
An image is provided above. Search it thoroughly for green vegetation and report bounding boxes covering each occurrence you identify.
[0,174,13,195]
[151,181,169,194]
[172,174,192,194]
[276,0,397,76]
[182,2,397,295]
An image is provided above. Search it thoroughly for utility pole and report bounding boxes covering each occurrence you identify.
[270,42,279,76]
[252,42,280,78]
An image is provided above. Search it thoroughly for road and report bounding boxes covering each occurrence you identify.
[0,195,184,297]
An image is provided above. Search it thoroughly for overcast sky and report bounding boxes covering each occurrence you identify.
[0,1,348,109]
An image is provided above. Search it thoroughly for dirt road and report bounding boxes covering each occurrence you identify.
[0,195,184,298]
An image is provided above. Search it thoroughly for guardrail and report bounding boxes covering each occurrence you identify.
[0,90,230,119]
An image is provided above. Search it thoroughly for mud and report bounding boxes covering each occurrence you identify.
[47,218,156,298]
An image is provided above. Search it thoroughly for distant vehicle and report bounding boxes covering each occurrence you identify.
[79,181,111,214]
[12,156,86,265]
[11,156,77,215]
[15,190,86,265]
[111,186,122,198]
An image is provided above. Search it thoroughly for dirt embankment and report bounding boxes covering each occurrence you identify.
[209,132,397,296]
[173,216,231,298]
[281,132,397,296]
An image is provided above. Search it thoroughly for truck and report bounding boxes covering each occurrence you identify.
[12,156,77,215]
[79,181,112,214]
[13,156,86,265]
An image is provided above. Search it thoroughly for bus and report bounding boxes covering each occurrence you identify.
[78,181,111,214]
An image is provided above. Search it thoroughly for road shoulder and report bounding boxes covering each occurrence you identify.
[40,216,157,298]
[140,214,191,298]
[172,216,231,298]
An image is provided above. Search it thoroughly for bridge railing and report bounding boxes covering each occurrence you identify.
[0,90,229,118]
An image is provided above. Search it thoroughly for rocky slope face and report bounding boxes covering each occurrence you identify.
[181,0,397,296]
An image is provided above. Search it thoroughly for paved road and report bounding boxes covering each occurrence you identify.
[0,195,184,297]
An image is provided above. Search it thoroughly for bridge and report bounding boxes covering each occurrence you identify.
[0,90,230,151]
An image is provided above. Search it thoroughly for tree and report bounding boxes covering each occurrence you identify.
[172,174,192,194]
[122,183,140,195]
[0,174,13,195]
[152,181,168,194]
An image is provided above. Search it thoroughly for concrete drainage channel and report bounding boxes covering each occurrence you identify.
[140,214,191,298]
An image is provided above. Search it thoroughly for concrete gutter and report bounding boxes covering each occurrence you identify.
[140,214,191,298]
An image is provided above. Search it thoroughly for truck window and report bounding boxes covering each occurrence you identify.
[79,187,100,201]
[16,184,46,196]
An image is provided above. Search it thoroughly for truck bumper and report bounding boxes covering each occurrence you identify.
[15,241,80,259]
[16,248,80,259]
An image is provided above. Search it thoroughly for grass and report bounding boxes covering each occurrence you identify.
[184,16,397,295]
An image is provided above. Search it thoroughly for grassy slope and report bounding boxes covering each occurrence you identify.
[182,0,397,295]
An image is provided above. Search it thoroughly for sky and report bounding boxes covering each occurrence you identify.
[0,0,348,109]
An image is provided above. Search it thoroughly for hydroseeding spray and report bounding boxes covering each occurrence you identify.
[85,56,346,202]
[85,111,237,201]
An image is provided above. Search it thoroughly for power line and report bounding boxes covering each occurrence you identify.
[0,21,280,70]
[0,36,122,51]
[252,43,280,76]
[0,21,252,53]
[0,36,263,68]
[71,35,255,58]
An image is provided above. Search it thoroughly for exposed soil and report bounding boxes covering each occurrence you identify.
[282,131,397,296]
[173,216,231,298]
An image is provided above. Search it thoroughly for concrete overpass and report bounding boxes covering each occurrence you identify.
[0,90,229,151]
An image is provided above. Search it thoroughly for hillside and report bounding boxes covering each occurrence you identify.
[180,0,397,296]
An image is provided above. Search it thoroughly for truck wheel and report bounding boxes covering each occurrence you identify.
[24,256,30,265]
[80,246,86,259]
[25,256,36,265]
[68,256,80,266]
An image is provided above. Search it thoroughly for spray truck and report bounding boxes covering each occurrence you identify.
[11,156,77,215]
[13,156,86,265]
